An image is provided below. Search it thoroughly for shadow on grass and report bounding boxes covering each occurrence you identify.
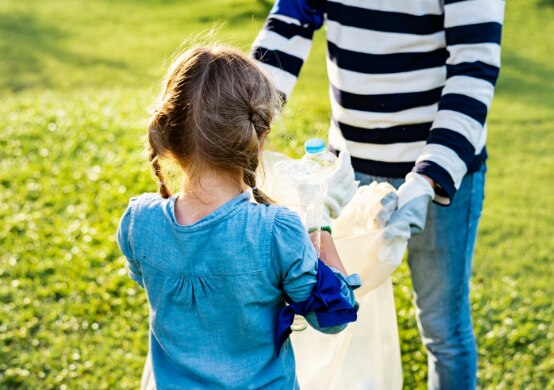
[0,12,129,92]
[538,0,554,7]
[196,0,272,25]
[495,49,554,110]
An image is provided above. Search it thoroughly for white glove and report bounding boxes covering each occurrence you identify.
[386,172,434,237]
[321,151,358,226]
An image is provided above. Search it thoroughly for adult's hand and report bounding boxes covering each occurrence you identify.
[386,172,434,236]
[322,151,358,226]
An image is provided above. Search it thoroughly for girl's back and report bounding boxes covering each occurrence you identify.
[119,191,321,388]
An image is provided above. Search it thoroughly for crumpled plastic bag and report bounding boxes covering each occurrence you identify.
[330,182,408,296]
[332,181,397,237]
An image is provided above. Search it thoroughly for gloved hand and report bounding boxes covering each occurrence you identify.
[321,151,358,226]
[386,172,434,236]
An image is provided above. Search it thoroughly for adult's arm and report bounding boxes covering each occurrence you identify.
[252,0,325,99]
[413,0,506,205]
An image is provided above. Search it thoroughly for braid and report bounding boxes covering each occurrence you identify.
[243,125,273,206]
[149,148,172,199]
[244,168,273,205]
[253,187,274,206]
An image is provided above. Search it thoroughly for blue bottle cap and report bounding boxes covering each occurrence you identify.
[304,138,326,154]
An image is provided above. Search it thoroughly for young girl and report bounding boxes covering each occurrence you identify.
[117,46,360,389]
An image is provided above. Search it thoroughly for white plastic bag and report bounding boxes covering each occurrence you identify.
[331,183,409,295]
[290,279,402,390]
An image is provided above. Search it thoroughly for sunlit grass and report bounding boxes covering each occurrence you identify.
[1,0,553,388]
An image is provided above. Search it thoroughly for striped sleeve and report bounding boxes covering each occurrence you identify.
[251,0,325,99]
[413,0,505,205]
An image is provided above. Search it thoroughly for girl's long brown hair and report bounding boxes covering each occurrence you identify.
[147,45,281,204]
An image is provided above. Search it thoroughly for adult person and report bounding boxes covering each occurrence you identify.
[251,0,505,388]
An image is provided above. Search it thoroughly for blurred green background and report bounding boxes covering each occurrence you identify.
[1,0,553,388]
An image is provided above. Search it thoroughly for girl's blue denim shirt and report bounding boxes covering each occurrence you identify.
[117,191,360,389]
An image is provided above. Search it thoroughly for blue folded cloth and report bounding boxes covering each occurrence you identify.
[275,259,361,354]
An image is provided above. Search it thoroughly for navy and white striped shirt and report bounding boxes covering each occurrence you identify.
[252,0,505,205]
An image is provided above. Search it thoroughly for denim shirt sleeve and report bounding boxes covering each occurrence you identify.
[116,198,144,288]
[271,207,319,303]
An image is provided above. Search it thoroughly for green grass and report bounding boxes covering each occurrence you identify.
[1,0,553,388]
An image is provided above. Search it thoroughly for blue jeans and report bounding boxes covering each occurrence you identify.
[355,165,486,389]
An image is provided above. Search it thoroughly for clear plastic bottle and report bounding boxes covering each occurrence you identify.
[299,138,337,253]
[303,138,338,170]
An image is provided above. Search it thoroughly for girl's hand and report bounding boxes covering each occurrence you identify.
[310,231,348,276]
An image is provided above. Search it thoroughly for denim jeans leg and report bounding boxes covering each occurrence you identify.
[407,166,485,390]
[355,167,485,389]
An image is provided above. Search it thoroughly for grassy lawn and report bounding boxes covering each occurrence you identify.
[1,0,553,388]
